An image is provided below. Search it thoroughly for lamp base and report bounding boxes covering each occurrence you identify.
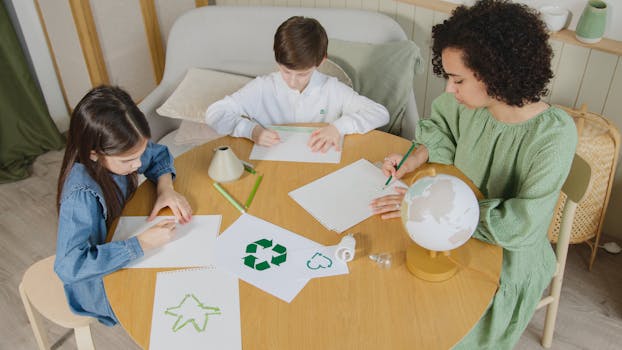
[405,244,470,282]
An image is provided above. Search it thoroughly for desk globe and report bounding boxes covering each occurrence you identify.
[401,169,480,281]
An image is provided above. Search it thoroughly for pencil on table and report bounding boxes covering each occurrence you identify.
[245,174,263,209]
[213,182,246,214]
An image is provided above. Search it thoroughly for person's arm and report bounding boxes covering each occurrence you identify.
[205,78,262,139]
[138,141,192,223]
[139,141,175,182]
[54,190,143,284]
[474,135,577,250]
[370,94,460,218]
[330,82,389,135]
[413,92,462,165]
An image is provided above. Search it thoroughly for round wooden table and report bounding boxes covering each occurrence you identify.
[104,130,502,349]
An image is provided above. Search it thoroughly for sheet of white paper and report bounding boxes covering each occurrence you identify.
[215,214,323,303]
[150,267,241,350]
[289,159,407,233]
[282,245,349,279]
[112,215,220,268]
[249,126,342,163]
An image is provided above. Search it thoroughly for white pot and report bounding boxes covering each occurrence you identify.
[208,146,244,182]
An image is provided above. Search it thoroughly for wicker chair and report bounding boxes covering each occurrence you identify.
[548,104,620,270]
[537,154,591,348]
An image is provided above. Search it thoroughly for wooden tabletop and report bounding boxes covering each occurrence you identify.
[104,130,502,350]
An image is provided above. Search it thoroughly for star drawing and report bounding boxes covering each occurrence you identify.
[164,293,221,332]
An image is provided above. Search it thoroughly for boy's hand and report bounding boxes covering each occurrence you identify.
[137,219,177,251]
[251,125,281,146]
[308,125,341,153]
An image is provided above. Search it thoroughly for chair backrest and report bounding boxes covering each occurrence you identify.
[538,154,591,347]
[141,6,418,141]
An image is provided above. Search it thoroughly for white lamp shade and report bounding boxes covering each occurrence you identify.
[208,146,244,182]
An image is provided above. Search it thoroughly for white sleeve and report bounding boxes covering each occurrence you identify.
[330,82,389,135]
[204,78,261,139]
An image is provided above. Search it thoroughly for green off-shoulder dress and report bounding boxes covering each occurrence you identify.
[414,93,578,349]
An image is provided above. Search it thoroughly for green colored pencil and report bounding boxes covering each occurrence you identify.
[245,174,263,209]
[384,142,416,188]
[213,182,246,213]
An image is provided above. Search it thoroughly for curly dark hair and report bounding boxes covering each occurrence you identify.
[431,0,553,107]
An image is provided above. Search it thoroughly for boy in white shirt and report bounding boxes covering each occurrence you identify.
[205,16,389,153]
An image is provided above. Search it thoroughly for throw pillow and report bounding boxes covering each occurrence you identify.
[317,58,353,87]
[156,68,254,123]
[327,39,423,135]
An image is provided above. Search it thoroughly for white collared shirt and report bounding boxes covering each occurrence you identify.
[205,70,389,139]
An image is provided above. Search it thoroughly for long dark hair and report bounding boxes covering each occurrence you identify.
[57,86,151,226]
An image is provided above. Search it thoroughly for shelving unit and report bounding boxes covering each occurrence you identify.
[400,0,622,56]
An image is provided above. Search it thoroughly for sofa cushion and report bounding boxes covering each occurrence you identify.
[327,39,422,135]
[156,68,254,123]
[318,58,353,87]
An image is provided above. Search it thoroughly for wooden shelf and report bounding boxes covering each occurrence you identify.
[399,0,622,56]
[550,30,622,56]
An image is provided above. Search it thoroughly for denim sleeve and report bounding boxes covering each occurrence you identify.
[139,141,176,182]
[54,188,144,284]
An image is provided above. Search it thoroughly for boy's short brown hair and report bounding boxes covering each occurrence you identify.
[273,16,328,70]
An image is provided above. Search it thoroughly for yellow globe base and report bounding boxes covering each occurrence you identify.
[406,243,470,282]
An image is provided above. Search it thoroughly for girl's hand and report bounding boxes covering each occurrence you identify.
[136,219,177,251]
[148,187,193,224]
[370,186,407,220]
[251,125,281,146]
[308,125,340,153]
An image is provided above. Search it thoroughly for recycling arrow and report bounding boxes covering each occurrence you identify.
[243,238,288,271]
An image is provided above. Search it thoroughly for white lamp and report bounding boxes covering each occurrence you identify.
[208,146,244,183]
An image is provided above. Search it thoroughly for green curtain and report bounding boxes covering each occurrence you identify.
[0,1,64,183]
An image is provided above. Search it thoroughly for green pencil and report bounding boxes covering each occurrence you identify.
[245,174,263,209]
[384,142,416,188]
[213,182,246,213]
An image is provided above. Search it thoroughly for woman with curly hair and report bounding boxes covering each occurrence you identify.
[370,0,577,348]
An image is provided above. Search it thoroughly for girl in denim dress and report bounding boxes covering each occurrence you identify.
[54,86,192,325]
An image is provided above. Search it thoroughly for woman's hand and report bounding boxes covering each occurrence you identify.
[382,153,416,180]
[308,125,340,153]
[370,187,407,219]
[251,125,281,146]
[136,219,177,251]
[148,174,193,224]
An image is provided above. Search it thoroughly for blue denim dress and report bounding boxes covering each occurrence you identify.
[54,141,175,325]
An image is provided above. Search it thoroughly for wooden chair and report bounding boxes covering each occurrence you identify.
[536,154,591,348]
[19,255,96,350]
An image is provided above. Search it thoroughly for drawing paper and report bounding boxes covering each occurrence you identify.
[249,126,342,163]
[112,215,220,268]
[150,267,241,350]
[289,159,407,233]
[214,214,323,302]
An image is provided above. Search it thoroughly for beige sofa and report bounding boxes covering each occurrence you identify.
[139,5,421,157]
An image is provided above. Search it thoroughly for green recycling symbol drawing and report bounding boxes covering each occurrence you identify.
[243,238,287,271]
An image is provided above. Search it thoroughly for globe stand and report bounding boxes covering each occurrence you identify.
[405,243,470,282]
[402,163,483,282]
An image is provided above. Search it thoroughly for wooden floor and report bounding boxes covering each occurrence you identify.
[1,149,621,349]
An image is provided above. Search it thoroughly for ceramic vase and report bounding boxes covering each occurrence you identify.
[575,0,607,44]
[208,146,244,182]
